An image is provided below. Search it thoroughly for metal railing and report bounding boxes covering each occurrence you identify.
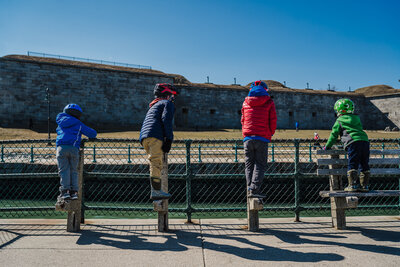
[0,138,399,220]
[27,51,152,70]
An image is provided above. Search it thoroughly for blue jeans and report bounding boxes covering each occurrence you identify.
[244,139,268,193]
[56,145,79,192]
[347,141,370,172]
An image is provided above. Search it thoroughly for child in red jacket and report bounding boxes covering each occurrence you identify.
[241,81,277,199]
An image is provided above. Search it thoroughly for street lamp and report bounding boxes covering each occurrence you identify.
[45,88,51,145]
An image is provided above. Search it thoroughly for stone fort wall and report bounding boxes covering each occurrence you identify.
[0,55,397,131]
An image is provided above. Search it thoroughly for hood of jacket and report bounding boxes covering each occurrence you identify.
[244,95,271,107]
[56,113,80,128]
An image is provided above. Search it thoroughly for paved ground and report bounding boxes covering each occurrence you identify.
[1,216,399,266]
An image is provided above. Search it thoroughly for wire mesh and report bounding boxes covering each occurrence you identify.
[1,138,399,219]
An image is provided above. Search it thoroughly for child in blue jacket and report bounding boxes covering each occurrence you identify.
[56,104,97,200]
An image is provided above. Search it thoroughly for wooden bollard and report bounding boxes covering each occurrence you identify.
[55,147,84,232]
[153,153,168,232]
[247,192,263,232]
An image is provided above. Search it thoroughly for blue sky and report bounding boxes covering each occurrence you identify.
[0,0,399,90]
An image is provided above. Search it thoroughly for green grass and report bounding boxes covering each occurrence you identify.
[1,200,398,219]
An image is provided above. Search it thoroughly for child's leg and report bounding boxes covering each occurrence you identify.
[69,147,80,192]
[252,140,268,194]
[345,142,361,191]
[359,141,371,191]
[143,137,164,188]
[244,140,255,189]
[56,146,71,195]
[359,141,370,172]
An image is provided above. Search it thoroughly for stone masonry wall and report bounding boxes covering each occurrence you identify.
[368,94,400,128]
[0,57,173,131]
[0,56,396,131]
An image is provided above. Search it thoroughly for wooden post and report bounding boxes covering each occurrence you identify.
[247,192,262,232]
[67,147,84,232]
[329,154,346,229]
[154,153,168,232]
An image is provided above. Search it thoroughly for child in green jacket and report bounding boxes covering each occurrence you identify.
[324,98,370,192]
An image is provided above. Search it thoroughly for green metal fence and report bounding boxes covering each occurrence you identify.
[1,138,399,220]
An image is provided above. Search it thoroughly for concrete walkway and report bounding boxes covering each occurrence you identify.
[1,216,399,266]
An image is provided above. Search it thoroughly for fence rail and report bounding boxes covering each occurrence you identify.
[27,51,152,69]
[1,138,399,220]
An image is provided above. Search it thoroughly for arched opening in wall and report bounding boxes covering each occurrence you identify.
[312,112,317,118]
[176,107,189,128]
[210,109,216,115]
[288,111,294,129]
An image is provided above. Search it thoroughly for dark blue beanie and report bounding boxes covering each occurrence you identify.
[249,81,269,96]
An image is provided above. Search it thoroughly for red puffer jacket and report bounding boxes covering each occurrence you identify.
[241,95,277,140]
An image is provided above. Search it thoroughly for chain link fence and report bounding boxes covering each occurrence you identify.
[1,138,399,219]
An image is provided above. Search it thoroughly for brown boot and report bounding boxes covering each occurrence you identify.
[359,170,371,192]
[344,169,359,192]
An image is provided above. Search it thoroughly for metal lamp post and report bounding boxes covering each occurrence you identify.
[45,88,51,145]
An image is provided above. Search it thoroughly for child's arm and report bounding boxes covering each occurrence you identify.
[268,101,277,136]
[161,101,174,141]
[325,120,340,149]
[80,123,97,138]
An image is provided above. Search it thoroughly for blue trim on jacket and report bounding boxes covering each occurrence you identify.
[56,113,97,148]
[243,136,270,143]
[139,99,175,143]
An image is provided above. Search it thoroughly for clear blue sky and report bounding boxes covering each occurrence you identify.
[1,0,399,90]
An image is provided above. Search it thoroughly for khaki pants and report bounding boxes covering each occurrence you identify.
[142,137,163,178]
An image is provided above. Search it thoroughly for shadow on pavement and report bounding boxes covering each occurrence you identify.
[1,219,399,263]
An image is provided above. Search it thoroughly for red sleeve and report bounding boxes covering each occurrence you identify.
[241,104,244,126]
[268,101,277,136]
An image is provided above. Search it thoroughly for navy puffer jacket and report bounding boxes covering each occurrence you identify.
[139,99,175,144]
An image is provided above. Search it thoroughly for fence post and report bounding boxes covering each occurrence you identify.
[294,139,301,222]
[30,145,34,163]
[382,143,385,159]
[309,143,312,162]
[185,140,193,223]
[398,139,400,214]
[198,144,201,163]
[1,145,4,163]
[128,145,132,163]
[80,142,85,224]
[92,145,96,163]
[234,141,238,163]
[271,143,275,162]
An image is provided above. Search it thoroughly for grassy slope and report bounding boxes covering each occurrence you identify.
[1,127,399,140]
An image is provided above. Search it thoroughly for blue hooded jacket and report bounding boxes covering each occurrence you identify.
[56,113,97,148]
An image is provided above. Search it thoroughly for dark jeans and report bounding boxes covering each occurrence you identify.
[347,141,370,172]
[57,145,80,192]
[244,139,268,193]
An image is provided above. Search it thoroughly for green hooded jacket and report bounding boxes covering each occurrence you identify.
[325,114,369,149]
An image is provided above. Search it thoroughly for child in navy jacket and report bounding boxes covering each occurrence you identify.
[140,83,176,200]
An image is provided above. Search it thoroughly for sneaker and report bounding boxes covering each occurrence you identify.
[70,191,78,200]
[150,189,171,200]
[344,185,359,192]
[248,189,266,199]
[60,190,71,200]
[359,185,370,192]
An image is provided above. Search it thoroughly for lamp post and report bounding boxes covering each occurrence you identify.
[45,88,51,145]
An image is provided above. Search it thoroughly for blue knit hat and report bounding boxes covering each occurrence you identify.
[249,80,269,96]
